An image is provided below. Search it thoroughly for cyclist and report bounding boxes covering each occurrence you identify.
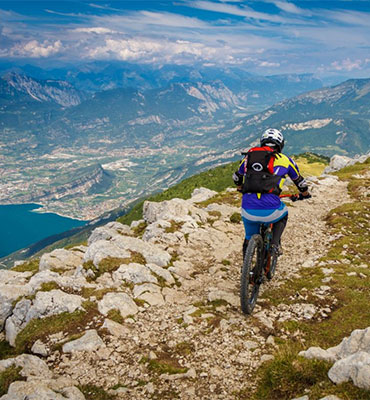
[233,128,311,261]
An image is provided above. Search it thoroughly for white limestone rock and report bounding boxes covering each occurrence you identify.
[88,223,126,245]
[133,283,161,298]
[207,289,238,307]
[299,346,338,362]
[143,198,191,224]
[0,354,52,379]
[168,260,194,280]
[39,248,85,272]
[98,292,138,318]
[324,154,370,173]
[147,263,175,285]
[328,351,370,389]
[5,290,83,346]
[1,379,85,400]
[62,330,105,353]
[31,340,49,357]
[83,240,131,267]
[138,292,165,306]
[102,319,130,337]
[111,235,171,267]
[189,187,217,203]
[113,263,158,285]
[0,270,32,286]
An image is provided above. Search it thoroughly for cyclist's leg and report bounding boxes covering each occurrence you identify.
[271,214,288,246]
[241,215,260,260]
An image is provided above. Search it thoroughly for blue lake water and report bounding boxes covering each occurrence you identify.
[0,204,86,258]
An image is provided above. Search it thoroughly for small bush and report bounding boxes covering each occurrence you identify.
[78,384,117,400]
[230,212,241,223]
[0,366,25,396]
[11,259,39,273]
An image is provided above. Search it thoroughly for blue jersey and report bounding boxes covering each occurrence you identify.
[238,153,301,210]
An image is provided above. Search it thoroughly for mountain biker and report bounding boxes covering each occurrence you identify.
[233,128,311,261]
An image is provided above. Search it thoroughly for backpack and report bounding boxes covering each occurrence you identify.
[242,146,282,195]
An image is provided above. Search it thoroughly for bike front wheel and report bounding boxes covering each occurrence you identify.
[240,234,263,315]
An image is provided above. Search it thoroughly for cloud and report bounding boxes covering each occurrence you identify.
[259,60,280,67]
[10,40,63,57]
[272,1,308,15]
[87,37,218,63]
[73,27,117,34]
[331,58,362,71]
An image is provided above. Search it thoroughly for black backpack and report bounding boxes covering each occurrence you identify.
[242,146,282,195]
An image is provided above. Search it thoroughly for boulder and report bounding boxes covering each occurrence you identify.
[98,292,138,318]
[111,235,171,267]
[0,379,85,400]
[5,290,83,346]
[143,198,191,224]
[39,248,85,272]
[62,329,105,353]
[102,319,130,337]
[138,292,165,306]
[328,351,370,389]
[113,263,158,285]
[0,354,51,379]
[133,283,161,298]
[147,263,175,285]
[83,240,131,267]
[189,187,217,203]
[324,154,370,173]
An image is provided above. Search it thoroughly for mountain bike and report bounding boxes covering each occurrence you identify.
[240,194,298,315]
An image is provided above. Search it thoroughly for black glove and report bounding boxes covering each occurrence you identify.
[232,171,243,186]
[291,193,311,201]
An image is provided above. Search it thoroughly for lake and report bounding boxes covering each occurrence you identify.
[0,204,86,258]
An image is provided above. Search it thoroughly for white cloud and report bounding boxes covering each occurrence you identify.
[331,58,362,71]
[259,60,280,67]
[272,1,308,15]
[74,27,117,34]
[10,40,62,57]
[187,1,286,23]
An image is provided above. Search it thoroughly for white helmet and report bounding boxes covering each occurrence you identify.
[260,128,284,152]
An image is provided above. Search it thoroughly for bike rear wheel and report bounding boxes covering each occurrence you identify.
[240,234,263,314]
[266,252,278,280]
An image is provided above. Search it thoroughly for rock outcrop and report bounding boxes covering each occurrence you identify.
[300,327,370,389]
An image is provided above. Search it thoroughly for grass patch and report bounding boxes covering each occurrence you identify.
[39,281,60,292]
[0,340,18,360]
[131,221,147,238]
[230,212,241,224]
[165,220,184,234]
[107,309,124,324]
[0,366,25,396]
[248,161,370,399]
[175,341,194,356]
[241,345,370,400]
[11,259,39,273]
[83,253,146,281]
[14,301,100,354]
[221,259,231,266]
[78,384,117,400]
[143,356,188,375]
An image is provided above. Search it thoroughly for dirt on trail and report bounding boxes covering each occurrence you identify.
[49,175,350,400]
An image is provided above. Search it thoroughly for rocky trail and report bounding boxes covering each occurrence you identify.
[0,158,369,400]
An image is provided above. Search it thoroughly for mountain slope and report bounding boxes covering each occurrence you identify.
[220,78,370,156]
[1,156,369,399]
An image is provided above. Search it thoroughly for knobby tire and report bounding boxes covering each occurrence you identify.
[267,252,278,280]
[240,234,263,315]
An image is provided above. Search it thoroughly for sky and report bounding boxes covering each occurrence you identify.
[0,0,370,77]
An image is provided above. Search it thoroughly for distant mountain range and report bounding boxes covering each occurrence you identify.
[0,69,369,157]
[222,78,370,156]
